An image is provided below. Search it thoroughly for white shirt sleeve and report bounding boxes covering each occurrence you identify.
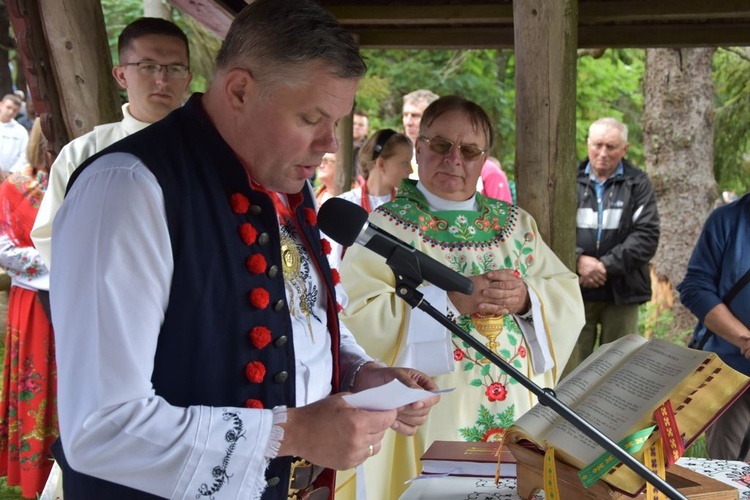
[31,137,94,271]
[395,283,455,376]
[51,153,280,499]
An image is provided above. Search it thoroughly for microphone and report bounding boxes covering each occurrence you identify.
[318,197,474,295]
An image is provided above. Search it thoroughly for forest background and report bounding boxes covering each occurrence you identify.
[1,2,749,494]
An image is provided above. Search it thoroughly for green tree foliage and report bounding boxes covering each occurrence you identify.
[357,48,647,177]
[359,49,517,174]
[576,50,645,167]
[713,48,750,195]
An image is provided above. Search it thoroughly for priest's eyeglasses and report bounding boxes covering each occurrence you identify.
[419,135,487,161]
[122,61,191,79]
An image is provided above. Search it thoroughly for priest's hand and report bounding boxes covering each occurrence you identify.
[449,269,530,316]
[278,394,396,469]
[353,363,440,436]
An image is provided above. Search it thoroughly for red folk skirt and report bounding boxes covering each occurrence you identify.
[0,286,58,498]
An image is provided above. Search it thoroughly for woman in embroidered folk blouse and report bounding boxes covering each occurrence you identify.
[0,120,57,498]
[336,96,585,499]
[327,129,412,270]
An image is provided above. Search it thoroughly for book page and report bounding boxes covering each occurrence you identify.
[544,339,707,465]
[509,335,649,442]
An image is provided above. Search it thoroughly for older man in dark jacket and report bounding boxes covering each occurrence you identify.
[563,117,660,376]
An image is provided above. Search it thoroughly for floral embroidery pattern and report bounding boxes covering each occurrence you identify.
[378,180,540,447]
[197,411,245,498]
[0,327,59,473]
[280,222,321,339]
[460,404,516,442]
[504,231,535,275]
[453,314,524,397]
[381,181,516,251]
[9,170,47,208]
[447,215,476,240]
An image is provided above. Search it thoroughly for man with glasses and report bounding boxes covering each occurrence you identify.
[31,17,192,268]
[338,95,583,499]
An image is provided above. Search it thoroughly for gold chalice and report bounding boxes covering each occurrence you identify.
[471,313,505,363]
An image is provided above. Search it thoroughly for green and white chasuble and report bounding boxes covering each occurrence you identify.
[334,180,584,500]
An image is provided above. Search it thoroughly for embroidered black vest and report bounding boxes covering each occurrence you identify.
[53,94,341,499]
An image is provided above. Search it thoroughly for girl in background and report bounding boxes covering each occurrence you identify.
[0,119,57,498]
[327,129,412,270]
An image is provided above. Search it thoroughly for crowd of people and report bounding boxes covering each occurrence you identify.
[0,0,745,498]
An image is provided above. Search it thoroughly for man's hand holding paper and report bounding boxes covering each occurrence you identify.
[348,366,449,435]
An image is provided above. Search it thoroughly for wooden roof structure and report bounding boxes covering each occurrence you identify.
[170,0,750,48]
[9,0,750,265]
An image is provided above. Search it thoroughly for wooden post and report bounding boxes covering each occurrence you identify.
[335,111,354,196]
[38,0,121,141]
[513,0,578,269]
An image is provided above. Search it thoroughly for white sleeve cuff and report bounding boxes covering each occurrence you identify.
[394,284,454,376]
[513,285,553,374]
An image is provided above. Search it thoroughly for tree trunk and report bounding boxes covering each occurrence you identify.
[642,48,715,340]
[143,0,171,19]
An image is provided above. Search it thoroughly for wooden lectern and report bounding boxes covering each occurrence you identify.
[507,442,739,500]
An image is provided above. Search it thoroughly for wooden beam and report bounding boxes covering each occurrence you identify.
[327,1,750,25]
[169,0,234,39]
[579,0,750,23]
[349,22,750,49]
[579,23,750,48]
[167,0,750,49]
[353,27,516,49]
[325,4,513,25]
[38,0,121,140]
[513,0,578,268]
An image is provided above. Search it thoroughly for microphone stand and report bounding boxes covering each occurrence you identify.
[384,247,686,500]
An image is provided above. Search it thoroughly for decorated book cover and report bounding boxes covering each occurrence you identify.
[421,440,517,478]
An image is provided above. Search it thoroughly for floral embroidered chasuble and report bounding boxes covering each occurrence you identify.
[335,180,584,500]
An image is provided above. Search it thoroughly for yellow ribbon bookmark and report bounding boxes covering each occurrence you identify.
[543,447,561,500]
[494,432,507,485]
[645,441,667,500]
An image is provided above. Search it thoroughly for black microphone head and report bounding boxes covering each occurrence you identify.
[318,197,369,247]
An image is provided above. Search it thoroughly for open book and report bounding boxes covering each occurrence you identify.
[506,334,750,495]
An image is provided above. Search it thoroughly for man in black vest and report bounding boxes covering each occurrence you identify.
[49,1,440,498]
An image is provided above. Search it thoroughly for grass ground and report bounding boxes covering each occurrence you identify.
[0,478,22,499]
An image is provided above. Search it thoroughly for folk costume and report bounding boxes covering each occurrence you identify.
[338,179,583,499]
[0,168,57,498]
[50,94,372,499]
